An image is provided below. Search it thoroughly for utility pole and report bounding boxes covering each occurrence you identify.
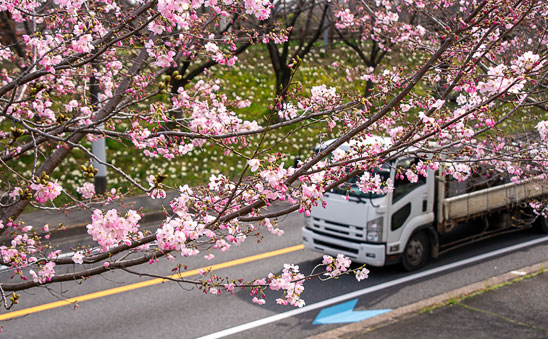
[323,4,330,54]
[89,64,107,194]
[91,129,107,194]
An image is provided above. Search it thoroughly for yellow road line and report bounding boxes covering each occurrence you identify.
[0,244,305,321]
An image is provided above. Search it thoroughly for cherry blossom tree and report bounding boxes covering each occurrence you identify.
[0,0,547,312]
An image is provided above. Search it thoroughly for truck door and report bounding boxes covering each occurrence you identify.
[386,158,429,253]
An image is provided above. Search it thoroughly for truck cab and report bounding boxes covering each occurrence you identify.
[302,139,437,271]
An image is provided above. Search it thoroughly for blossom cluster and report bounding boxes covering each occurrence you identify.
[322,254,351,277]
[249,254,368,307]
[264,264,306,307]
[156,215,206,256]
[129,80,261,160]
[29,262,56,284]
[357,172,394,195]
[156,0,271,28]
[76,183,96,199]
[335,9,355,29]
[30,180,62,204]
[86,209,142,251]
[196,253,366,307]
[0,220,65,284]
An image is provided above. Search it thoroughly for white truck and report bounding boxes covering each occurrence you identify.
[302,137,548,271]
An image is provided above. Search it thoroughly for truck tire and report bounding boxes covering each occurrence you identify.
[402,231,430,272]
[534,215,548,234]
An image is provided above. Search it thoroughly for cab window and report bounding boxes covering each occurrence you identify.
[392,158,426,203]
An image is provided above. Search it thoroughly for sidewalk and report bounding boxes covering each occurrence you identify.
[313,262,548,338]
[12,191,178,240]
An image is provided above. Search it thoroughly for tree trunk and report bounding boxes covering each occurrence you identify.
[275,67,292,98]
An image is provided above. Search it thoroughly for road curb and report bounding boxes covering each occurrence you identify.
[0,210,167,245]
[53,210,166,236]
[48,210,166,238]
[309,261,547,339]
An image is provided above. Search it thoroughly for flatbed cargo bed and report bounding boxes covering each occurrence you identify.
[438,177,547,226]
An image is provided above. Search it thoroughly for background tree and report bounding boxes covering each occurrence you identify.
[264,0,331,98]
[331,0,429,96]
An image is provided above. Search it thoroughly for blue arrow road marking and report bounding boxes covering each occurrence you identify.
[313,299,391,325]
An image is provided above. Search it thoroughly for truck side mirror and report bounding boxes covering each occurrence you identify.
[294,156,301,168]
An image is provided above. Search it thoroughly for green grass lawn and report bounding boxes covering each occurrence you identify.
[3,41,543,207]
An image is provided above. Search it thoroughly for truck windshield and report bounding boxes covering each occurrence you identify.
[332,164,392,199]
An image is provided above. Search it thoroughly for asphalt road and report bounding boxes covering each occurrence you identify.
[1,211,548,338]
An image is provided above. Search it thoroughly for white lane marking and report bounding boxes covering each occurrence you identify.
[511,271,526,275]
[198,235,548,339]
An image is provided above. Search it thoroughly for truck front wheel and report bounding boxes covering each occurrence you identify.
[402,231,430,272]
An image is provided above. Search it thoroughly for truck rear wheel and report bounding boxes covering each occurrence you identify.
[534,215,548,234]
[402,231,430,272]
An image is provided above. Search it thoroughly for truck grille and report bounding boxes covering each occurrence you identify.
[313,239,359,254]
[311,217,366,241]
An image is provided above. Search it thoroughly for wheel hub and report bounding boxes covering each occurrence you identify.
[406,239,424,265]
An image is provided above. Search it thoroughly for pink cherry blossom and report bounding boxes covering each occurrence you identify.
[30,180,62,204]
[248,159,260,172]
[77,183,96,199]
[154,51,176,68]
[72,251,84,264]
[355,268,370,281]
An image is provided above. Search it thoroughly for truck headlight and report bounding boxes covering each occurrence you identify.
[366,217,383,243]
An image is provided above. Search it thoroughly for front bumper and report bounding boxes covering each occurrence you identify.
[302,227,386,266]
